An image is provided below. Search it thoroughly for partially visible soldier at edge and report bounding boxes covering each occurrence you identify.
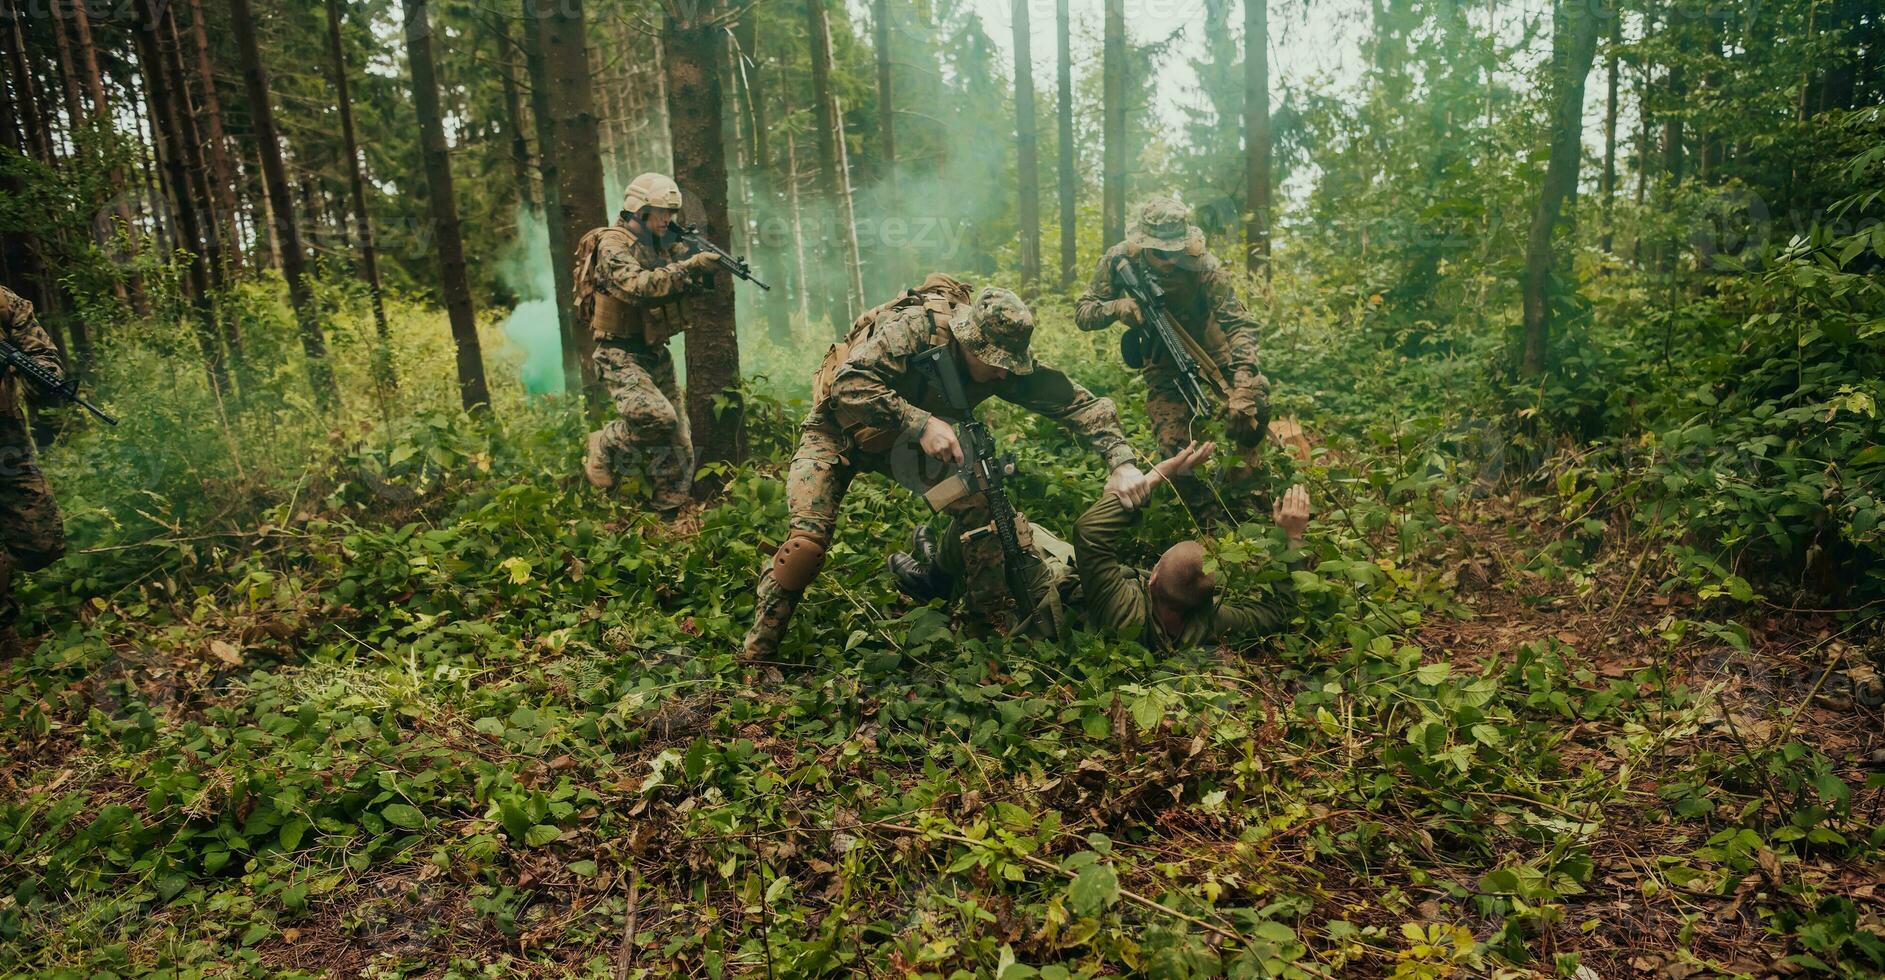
[0,285,68,661]
[742,279,1150,663]
[575,171,720,515]
[1075,196,1271,526]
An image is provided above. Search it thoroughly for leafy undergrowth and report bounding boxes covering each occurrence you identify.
[2,307,1883,979]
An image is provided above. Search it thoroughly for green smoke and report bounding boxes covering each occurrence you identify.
[497,205,566,396]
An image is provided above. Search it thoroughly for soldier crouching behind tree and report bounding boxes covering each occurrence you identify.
[742,279,1149,663]
[575,172,721,515]
[0,285,68,661]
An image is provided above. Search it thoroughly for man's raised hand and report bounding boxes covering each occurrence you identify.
[1274,484,1311,543]
[1154,440,1215,482]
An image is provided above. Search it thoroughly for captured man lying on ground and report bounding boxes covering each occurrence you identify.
[889,441,1312,649]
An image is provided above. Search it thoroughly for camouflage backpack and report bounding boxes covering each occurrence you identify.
[572,226,688,346]
[810,273,973,408]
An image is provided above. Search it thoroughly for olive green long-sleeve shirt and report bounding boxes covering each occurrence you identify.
[1073,492,1294,651]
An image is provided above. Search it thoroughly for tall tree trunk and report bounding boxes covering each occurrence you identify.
[737,15,790,342]
[495,14,536,212]
[133,0,227,394]
[4,0,54,168]
[1056,0,1075,288]
[133,70,177,255]
[663,0,745,489]
[67,0,144,310]
[1102,0,1126,245]
[188,0,242,270]
[50,0,85,139]
[160,1,230,295]
[1519,0,1601,377]
[807,0,861,325]
[325,0,393,386]
[402,0,491,413]
[1600,12,1619,256]
[522,0,582,400]
[1013,0,1041,290]
[534,0,605,404]
[1244,0,1271,277]
[872,0,900,289]
[783,99,811,325]
[230,0,336,409]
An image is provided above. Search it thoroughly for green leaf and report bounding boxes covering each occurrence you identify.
[500,799,531,841]
[568,860,598,878]
[382,804,424,830]
[278,817,311,851]
[525,824,563,847]
[1130,693,1163,732]
[1416,662,1452,685]
[1068,862,1119,916]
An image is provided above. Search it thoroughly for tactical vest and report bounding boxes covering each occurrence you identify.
[572,226,689,347]
[810,274,973,411]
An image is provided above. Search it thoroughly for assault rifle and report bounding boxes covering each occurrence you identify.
[1112,256,1213,417]
[0,339,116,424]
[912,344,1033,619]
[674,222,771,291]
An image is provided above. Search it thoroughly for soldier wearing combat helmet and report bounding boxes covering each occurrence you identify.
[1076,197,1271,525]
[0,285,67,660]
[573,172,720,513]
[743,281,1149,662]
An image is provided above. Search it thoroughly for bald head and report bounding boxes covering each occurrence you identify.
[1149,540,1215,613]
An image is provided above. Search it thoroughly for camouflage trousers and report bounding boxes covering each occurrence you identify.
[592,340,692,509]
[936,516,1079,641]
[0,412,65,627]
[743,420,1024,659]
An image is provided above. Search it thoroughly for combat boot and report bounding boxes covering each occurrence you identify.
[887,525,955,602]
[0,624,21,662]
[584,431,616,489]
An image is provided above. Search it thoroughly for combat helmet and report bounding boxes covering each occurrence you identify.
[622,172,683,215]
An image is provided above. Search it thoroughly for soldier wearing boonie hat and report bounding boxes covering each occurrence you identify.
[1075,196,1272,526]
[742,282,1149,664]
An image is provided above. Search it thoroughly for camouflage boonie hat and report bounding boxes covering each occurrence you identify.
[1127,197,1205,255]
[949,287,1036,375]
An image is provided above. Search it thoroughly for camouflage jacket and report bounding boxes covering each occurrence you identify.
[0,286,63,421]
[1073,492,1293,652]
[1073,243,1263,399]
[811,304,1137,471]
[574,222,709,346]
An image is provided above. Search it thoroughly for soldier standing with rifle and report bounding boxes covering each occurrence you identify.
[574,172,722,515]
[1076,197,1271,526]
[742,282,1148,663]
[0,285,69,661]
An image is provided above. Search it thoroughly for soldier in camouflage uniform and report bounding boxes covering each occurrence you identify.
[575,172,720,513]
[742,283,1149,661]
[0,285,67,660]
[1075,197,1271,525]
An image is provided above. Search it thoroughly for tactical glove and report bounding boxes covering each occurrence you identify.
[1106,298,1143,326]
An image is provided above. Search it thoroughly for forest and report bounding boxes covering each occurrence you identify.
[0,0,1882,972]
